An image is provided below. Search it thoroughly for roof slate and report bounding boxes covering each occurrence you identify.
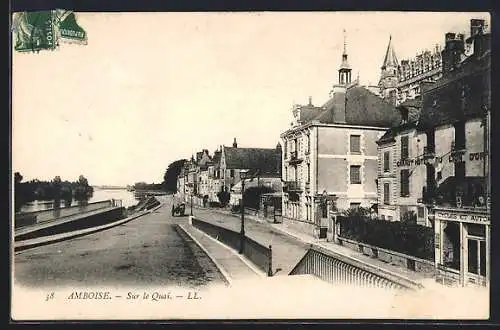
[314,86,400,127]
[223,147,280,175]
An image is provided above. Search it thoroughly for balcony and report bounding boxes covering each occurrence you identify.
[422,177,488,210]
[283,180,303,193]
[288,151,303,165]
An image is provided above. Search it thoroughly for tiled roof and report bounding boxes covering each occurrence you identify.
[299,106,323,123]
[377,98,422,145]
[223,147,280,175]
[315,86,400,127]
[418,50,490,131]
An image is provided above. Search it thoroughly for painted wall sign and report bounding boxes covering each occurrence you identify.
[396,151,488,167]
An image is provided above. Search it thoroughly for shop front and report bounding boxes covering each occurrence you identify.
[434,206,490,287]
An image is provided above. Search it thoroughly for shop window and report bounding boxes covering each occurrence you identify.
[350,166,361,184]
[468,239,486,277]
[443,222,461,271]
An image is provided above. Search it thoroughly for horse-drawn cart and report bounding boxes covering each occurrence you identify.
[171,196,186,216]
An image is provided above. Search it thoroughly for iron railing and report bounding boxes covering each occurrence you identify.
[289,245,424,291]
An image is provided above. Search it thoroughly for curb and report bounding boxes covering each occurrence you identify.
[176,224,232,287]
[14,203,164,253]
[191,224,266,278]
[189,216,266,278]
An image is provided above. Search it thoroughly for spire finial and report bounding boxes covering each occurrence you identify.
[343,28,347,55]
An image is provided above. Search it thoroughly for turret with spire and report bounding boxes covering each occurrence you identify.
[378,35,400,104]
[338,29,352,85]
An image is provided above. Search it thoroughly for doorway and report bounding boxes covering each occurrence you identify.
[467,236,486,285]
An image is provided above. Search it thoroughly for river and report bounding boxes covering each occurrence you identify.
[19,188,138,213]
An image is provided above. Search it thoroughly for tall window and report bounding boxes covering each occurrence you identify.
[384,183,390,204]
[284,141,288,158]
[307,134,311,153]
[307,163,310,183]
[383,151,390,172]
[230,169,234,178]
[350,135,361,153]
[400,169,410,197]
[454,121,466,149]
[401,136,409,160]
[350,165,361,184]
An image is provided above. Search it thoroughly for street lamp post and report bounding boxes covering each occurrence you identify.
[238,169,258,254]
[190,193,193,216]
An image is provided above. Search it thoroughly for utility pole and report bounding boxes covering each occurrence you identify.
[239,177,245,254]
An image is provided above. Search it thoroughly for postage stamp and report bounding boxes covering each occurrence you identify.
[12,10,87,53]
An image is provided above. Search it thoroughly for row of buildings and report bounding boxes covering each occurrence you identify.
[176,18,490,287]
[177,139,282,207]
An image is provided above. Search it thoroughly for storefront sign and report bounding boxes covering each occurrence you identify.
[435,211,490,225]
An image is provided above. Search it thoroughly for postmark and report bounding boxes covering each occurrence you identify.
[12,9,87,53]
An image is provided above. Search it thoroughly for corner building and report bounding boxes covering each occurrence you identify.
[280,32,399,237]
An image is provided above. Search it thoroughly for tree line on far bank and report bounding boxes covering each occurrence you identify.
[14,172,94,212]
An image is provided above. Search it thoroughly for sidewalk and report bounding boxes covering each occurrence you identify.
[192,206,432,284]
[178,223,263,284]
[193,207,310,276]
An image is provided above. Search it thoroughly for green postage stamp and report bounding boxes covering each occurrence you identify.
[12,9,87,53]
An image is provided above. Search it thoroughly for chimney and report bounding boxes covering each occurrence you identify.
[308,96,312,106]
[441,32,465,74]
[469,19,490,58]
[232,138,237,148]
[330,86,347,123]
[470,18,485,37]
[276,142,282,175]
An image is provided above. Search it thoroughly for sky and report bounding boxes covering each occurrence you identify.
[12,12,490,187]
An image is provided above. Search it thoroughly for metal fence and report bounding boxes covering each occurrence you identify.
[289,245,424,291]
[191,217,273,276]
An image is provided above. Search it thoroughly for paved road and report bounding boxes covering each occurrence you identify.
[14,200,225,288]
[192,207,309,275]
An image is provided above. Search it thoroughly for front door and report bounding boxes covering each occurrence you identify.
[467,236,487,286]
